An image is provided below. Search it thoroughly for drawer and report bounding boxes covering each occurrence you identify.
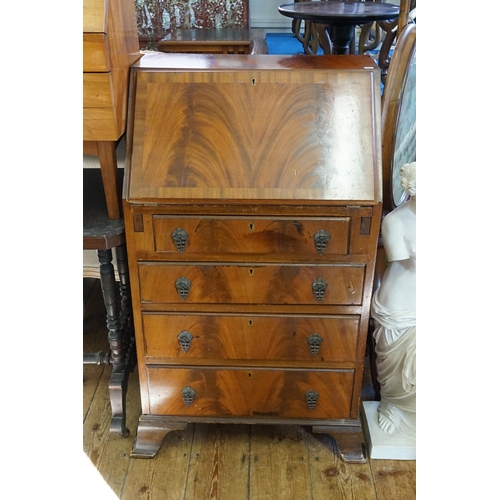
[83,33,110,72]
[138,263,365,305]
[142,313,359,362]
[83,73,114,108]
[83,107,121,141]
[151,217,350,257]
[147,367,354,419]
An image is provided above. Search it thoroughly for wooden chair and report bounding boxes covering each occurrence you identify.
[368,22,416,397]
[380,21,416,214]
[359,0,416,83]
[83,166,136,437]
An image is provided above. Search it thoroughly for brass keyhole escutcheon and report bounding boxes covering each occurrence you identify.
[314,229,331,255]
[305,390,319,411]
[175,277,192,300]
[171,227,188,253]
[307,333,323,356]
[311,278,328,303]
[181,387,196,407]
[177,330,194,353]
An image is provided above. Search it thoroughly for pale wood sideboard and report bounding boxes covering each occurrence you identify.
[83,0,141,218]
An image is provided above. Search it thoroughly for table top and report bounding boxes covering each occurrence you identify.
[83,169,125,250]
[159,29,266,44]
[278,1,399,25]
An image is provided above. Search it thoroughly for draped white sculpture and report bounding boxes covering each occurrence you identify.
[371,161,416,439]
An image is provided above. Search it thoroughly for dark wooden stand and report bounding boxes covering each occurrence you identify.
[83,168,135,436]
[157,29,268,55]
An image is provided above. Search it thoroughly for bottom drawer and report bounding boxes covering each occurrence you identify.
[147,367,354,419]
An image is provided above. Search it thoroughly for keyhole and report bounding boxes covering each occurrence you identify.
[249,320,253,326]
[249,223,254,231]
[251,78,256,85]
[249,269,253,276]
[248,373,252,378]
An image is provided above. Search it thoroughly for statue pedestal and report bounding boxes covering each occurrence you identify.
[361,401,416,460]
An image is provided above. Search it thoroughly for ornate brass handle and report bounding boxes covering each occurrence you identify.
[311,278,328,303]
[175,277,191,300]
[177,330,194,353]
[307,333,323,356]
[171,227,188,253]
[305,390,319,411]
[181,386,196,407]
[314,229,331,255]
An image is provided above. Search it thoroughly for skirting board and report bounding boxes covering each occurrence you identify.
[361,401,416,460]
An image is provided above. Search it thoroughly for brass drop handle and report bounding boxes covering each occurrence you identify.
[305,390,319,411]
[177,330,194,353]
[314,229,331,255]
[307,333,323,356]
[172,227,189,253]
[181,386,196,407]
[311,278,328,303]
[175,277,192,300]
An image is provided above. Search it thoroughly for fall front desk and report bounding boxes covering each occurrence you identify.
[123,52,383,463]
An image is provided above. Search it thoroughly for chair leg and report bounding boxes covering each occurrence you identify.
[97,249,129,436]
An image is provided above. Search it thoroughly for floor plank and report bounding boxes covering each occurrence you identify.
[304,429,377,500]
[121,424,195,500]
[249,424,313,500]
[83,279,109,419]
[184,423,251,500]
[83,366,140,497]
[369,459,416,500]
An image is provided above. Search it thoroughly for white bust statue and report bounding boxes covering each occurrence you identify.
[371,161,416,438]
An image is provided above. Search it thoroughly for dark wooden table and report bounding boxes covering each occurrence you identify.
[83,168,136,437]
[278,1,399,55]
[157,29,268,55]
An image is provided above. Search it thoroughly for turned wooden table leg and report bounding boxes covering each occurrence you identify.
[329,24,356,55]
[98,248,129,436]
[115,244,135,369]
[312,423,367,463]
[97,140,121,220]
[131,416,188,458]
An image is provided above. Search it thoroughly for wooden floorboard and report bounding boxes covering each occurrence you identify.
[304,429,378,500]
[83,279,416,499]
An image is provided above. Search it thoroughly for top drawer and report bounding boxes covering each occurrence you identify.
[83,33,110,72]
[148,216,350,258]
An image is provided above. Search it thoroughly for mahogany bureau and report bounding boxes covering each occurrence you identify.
[123,53,383,462]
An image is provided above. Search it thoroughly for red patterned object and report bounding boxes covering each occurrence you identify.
[135,0,249,47]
